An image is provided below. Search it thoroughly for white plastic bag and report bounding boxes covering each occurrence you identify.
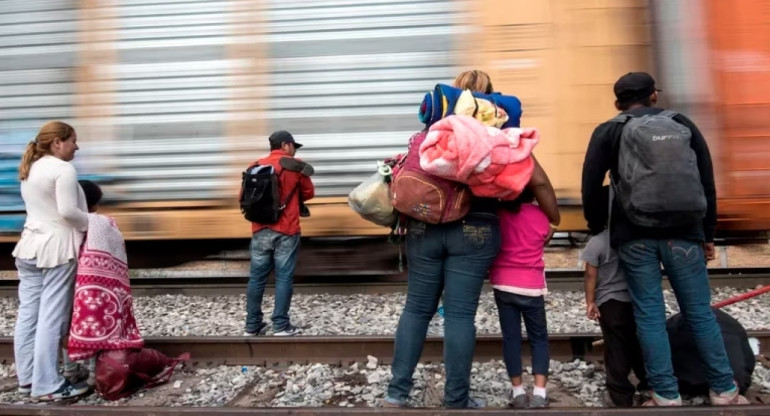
[348,162,397,227]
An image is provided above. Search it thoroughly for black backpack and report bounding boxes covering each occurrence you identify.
[610,110,707,228]
[239,164,298,224]
[667,309,754,395]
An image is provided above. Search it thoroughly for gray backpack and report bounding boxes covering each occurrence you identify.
[610,110,707,228]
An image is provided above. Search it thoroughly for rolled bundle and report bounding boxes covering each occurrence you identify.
[417,83,523,129]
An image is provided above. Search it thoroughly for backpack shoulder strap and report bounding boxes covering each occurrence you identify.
[658,109,678,119]
[609,114,632,124]
[277,168,302,210]
[245,159,262,171]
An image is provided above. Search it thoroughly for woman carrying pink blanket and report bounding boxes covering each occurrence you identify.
[419,115,539,200]
[68,181,143,362]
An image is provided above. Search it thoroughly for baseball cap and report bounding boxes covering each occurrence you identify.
[613,72,662,103]
[268,130,303,149]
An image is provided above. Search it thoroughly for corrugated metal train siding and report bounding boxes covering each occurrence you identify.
[55,0,466,202]
[262,0,465,196]
[86,1,233,201]
[0,1,78,232]
[85,0,466,201]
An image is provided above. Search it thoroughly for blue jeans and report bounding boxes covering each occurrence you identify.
[494,290,549,378]
[246,229,300,333]
[619,239,734,399]
[387,213,501,408]
[15,258,76,396]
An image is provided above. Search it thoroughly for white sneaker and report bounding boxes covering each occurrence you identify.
[710,383,750,405]
[32,380,89,402]
[467,397,486,408]
[642,392,682,406]
[274,325,301,336]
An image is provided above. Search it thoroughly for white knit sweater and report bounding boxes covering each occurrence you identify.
[12,155,88,268]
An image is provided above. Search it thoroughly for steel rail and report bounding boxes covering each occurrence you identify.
[2,331,769,366]
[1,405,770,415]
[2,268,769,297]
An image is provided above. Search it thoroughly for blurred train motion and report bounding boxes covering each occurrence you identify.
[1,0,769,243]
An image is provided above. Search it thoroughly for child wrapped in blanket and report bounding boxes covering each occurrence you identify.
[62,180,144,385]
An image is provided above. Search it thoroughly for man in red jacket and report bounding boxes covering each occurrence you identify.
[244,130,314,336]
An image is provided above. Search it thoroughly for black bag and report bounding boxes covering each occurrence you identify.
[239,164,298,224]
[611,111,707,227]
[667,308,754,395]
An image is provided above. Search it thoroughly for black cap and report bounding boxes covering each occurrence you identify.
[614,72,662,103]
[268,130,303,149]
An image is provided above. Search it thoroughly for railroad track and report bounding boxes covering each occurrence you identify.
[2,268,769,298]
[2,331,769,366]
[1,406,769,415]
[1,334,769,415]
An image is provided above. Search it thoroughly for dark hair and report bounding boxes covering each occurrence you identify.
[500,187,535,213]
[270,141,283,150]
[617,96,653,111]
[79,180,103,209]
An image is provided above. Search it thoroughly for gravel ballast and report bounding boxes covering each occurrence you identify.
[0,287,766,337]
[0,359,608,407]
[2,358,768,407]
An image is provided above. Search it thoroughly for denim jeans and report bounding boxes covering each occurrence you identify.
[387,213,501,408]
[246,229,300,333]
[619,239,734,399]
[494,290,549,378]
[15,258,76,396]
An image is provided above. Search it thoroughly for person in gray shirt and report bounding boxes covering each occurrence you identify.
[582,230,648,406]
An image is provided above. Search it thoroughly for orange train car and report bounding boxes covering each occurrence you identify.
[704,0,770,231]
[651,0,770,232]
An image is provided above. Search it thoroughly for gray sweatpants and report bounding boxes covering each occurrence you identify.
[14,258,76,396]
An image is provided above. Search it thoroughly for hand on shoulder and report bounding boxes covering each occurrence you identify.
[279,157,314,177]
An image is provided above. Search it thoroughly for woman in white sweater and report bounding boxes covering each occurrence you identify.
[12,121,90,401]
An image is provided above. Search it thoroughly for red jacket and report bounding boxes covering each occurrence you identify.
[243,150,314,236]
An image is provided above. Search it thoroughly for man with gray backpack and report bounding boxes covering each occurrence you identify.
[581,72,748,406]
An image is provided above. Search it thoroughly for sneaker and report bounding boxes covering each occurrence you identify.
[243,322,268,337]
[642,392,682,406]
[32,380,89,402]
[710,384,750,405]
[274,325,301,336]
[530,394,548,408]
[510,392,528,408]
[17,384,31,395]
[382,396,407,407]
[467,397,486,408]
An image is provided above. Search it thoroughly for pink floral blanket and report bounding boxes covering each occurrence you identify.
[419,115,539,200]
[68,214,144,361]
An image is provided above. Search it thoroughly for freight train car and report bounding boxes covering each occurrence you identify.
[1,0,768,243]
[650,0,770,232]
